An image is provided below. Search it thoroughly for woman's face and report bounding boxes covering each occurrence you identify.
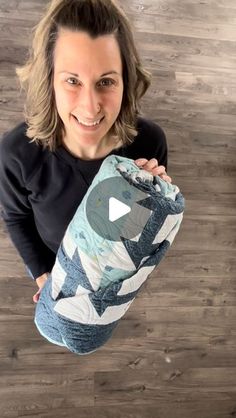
[53,29,124,157]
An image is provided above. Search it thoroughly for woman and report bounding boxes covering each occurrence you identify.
[0,0,171,302]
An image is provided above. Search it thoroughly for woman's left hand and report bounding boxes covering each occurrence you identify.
[134,158,172,183]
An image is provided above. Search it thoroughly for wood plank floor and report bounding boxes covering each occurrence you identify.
[0,0,236,417]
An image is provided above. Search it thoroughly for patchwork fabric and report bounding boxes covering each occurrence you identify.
[35,155,185,354]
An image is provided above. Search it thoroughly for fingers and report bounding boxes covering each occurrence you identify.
[160,174,172,183]
[134,158,172,182]
[33,288,42,303]
[135,158,157,169]
[150,165,166,176]
[135,158,165,175]
[135,158,149,166]
[143,158,159,171]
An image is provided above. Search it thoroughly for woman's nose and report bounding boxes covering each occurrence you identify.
[77,87,101,118]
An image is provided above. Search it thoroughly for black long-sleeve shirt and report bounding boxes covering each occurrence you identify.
[0,117,168,279]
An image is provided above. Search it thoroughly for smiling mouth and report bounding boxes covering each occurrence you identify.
[72,115,105,127]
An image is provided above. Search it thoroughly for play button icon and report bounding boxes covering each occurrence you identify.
[86,176,151,242]
[109,197,131,222]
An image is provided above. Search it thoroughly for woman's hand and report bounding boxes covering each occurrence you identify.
[134,158,172,183]
[33,272,49,303]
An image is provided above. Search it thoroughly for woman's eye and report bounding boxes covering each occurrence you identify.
[66,78,78,85]
[98,78,115,87]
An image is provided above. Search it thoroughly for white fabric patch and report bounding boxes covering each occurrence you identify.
[152,213,183,245]
[99,240,136,271]
[163,213,184,246]
[75,284,92,296]
[63,228,77,259]
[77,247,103,291]
[51,258,67,300]
[117,264,155,296]
[54,294,135,325]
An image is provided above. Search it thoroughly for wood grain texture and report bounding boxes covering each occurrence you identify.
[0,0,236,417]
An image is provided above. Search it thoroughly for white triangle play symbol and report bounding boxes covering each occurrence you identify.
[109,197,131,222]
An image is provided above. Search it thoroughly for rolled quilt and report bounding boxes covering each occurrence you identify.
[35,155,185,355]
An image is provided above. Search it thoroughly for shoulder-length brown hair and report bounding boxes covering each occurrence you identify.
[16,0,151,151]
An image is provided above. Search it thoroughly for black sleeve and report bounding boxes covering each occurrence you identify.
[132,118,168,171]
[0,135,56,279]
[155,125,168,171]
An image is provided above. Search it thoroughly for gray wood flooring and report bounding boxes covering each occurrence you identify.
[0,0,235,417]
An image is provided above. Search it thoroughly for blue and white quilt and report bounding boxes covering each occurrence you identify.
[35,155,185,355]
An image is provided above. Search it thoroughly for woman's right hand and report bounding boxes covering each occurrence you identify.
[33,272,49,303]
